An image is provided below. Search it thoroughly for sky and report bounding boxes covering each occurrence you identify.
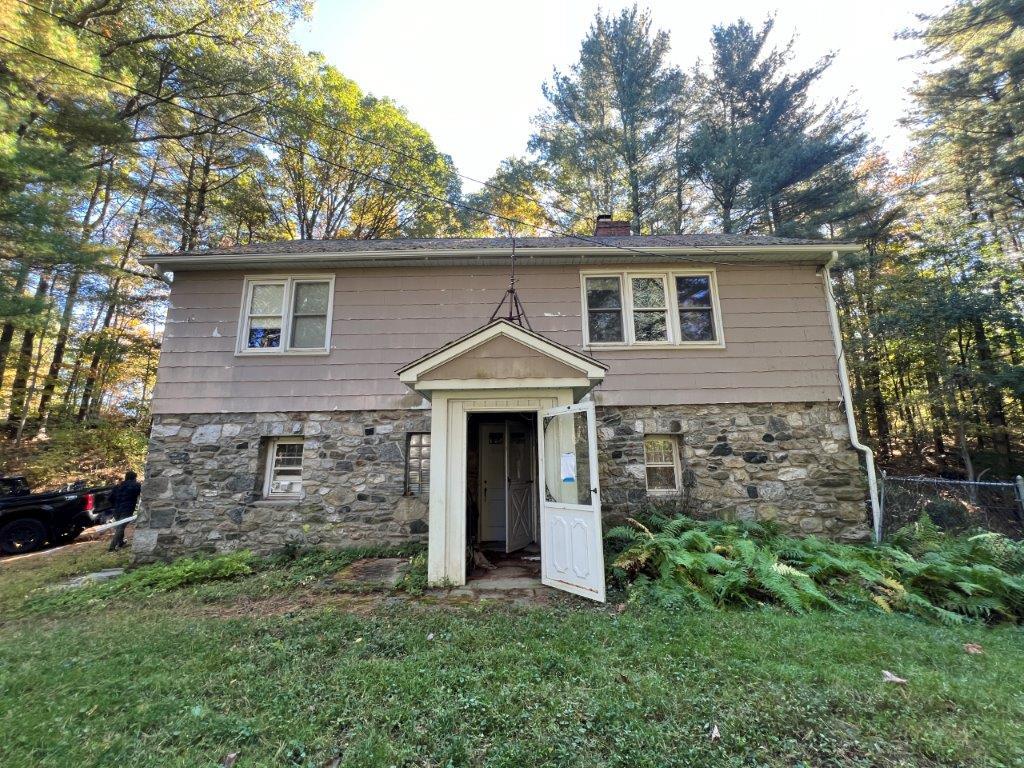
[293,0,948,191]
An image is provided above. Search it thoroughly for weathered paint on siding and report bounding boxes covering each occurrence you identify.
[418,335,585,381]
[152,262,841,413]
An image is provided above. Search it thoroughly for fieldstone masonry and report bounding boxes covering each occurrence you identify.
[133,410,430,562]
[134,401,869,562]
[597,402,870,540]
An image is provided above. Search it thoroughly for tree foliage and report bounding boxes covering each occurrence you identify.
[0,0,457,444]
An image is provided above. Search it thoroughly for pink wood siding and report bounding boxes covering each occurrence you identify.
[152,262,841,414]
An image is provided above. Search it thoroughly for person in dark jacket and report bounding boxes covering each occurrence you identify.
[108,471,141,551]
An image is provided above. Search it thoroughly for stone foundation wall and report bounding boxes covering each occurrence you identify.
[134,401,870,562]
[597,402,870,541]
[133,410,430,562]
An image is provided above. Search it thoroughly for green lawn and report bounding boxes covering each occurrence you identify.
[1,542,1022,768]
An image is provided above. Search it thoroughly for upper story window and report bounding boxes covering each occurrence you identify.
[582,270,722,348]
[239,275,334,354]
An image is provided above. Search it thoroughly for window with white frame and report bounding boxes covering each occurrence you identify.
[240,276,333,353]
[263,437,304,497]
[582,270,721,347]
[643,435,681,493]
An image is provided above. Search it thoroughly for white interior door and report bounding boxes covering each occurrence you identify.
[479,423,507,543]
[538,402,606,602]
[506,421,534,552]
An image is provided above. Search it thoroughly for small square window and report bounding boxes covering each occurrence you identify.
[644,436,681,493]
[263,437,304,497]
[405,432,431,496]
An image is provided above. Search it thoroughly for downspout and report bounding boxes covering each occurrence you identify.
[823,250,882,543]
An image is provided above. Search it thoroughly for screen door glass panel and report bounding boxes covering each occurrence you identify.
[542,410,592,506]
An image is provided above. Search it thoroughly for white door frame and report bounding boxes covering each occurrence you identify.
[426,388,572,586]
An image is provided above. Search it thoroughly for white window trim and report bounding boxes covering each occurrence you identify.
[236,274,335,356]
[643,435,683,495]
[580,268,725,350]
[262,436,305,498]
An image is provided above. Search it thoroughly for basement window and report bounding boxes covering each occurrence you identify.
[263,437,304,498]
[644,436,681,493]
[239,275,334,354]
[404,432,431,496]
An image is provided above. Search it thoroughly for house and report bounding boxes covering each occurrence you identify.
[134,217,876,602]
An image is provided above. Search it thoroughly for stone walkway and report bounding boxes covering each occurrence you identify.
[437,556,553,605]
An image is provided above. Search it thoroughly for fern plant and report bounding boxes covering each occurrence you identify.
[607,514,1024,624]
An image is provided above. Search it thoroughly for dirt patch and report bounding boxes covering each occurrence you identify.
[181,589,424,619]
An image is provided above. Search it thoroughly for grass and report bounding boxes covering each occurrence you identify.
[1,542,1023,767]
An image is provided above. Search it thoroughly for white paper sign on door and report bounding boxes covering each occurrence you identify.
[560,452,576,483]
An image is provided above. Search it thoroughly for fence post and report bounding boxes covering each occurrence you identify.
[1015,476,1024,525]
[877,470,886,542]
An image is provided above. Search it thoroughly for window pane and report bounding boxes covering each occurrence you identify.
[250,283,284,315]
[631,277,665,309]
[634,310,668,342]
[646,466,677,490]
[679,309,715,341]
[248,317,282,348]
[585,277,622,309]
[676,276,711,307]
[291,316,327,348]
[645,438,673,464]
[293,282,329,314]
[588,310,624,342]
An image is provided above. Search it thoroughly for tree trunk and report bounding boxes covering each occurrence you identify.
[972,316,1012,473]
[5,273,52,429]
[0,263,30,385]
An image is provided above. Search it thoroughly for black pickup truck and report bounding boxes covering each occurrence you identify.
[0,476,114,555]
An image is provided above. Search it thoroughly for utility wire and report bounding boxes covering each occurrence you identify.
[1,33,784,265]
[15,0,599,226]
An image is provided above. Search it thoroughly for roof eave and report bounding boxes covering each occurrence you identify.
[140,242,862,271]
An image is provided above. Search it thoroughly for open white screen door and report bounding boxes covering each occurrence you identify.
[538,402,606,602]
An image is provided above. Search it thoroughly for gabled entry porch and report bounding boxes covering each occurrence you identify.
[397,319,609,601]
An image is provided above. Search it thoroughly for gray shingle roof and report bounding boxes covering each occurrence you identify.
[149,232,850,259]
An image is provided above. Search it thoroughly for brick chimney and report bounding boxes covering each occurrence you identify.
[593,214,631,237]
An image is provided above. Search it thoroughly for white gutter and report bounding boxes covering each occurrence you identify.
[823,250,882,542]
[139,242,863,270]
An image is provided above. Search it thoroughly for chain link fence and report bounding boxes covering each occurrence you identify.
[879,472,1024,540]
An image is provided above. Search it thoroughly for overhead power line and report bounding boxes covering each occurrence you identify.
[14,0,601,226]
[0,32,765,265]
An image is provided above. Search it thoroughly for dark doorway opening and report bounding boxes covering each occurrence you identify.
[466,412,539,579]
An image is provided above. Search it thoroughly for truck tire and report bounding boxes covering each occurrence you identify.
[0,518,49,555]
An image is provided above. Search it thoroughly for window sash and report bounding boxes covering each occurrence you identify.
[264,438,304,497]
[585,276,625,343]
[582,270,720,347]
[630,276,669,343]
[241,277,332,353]
[644,436,680,492]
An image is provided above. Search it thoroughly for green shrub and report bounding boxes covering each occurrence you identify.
[607,515,1024,624]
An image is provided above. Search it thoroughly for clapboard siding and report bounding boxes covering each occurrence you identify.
[151,262,842,413]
